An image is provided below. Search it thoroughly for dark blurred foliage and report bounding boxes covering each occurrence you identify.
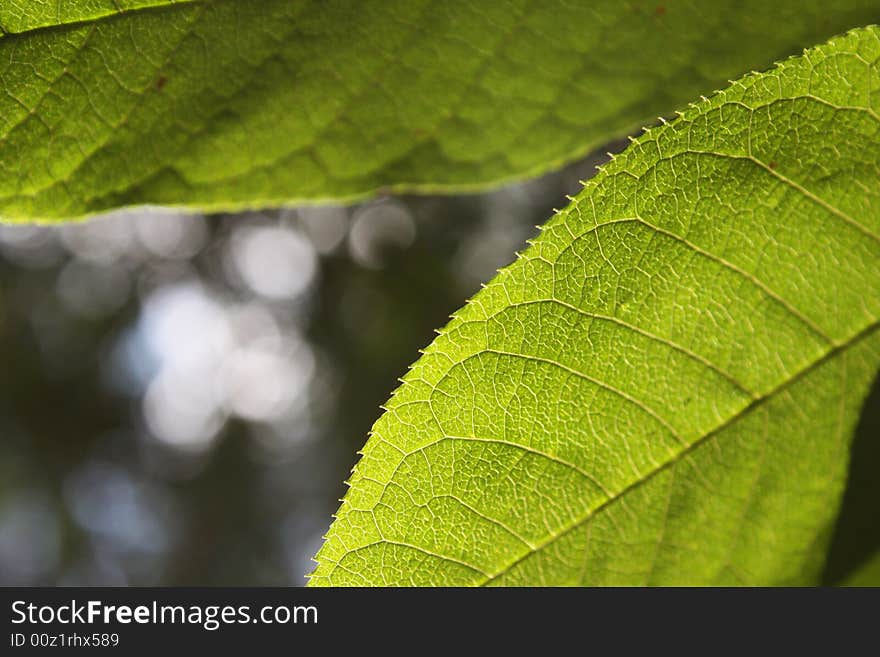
[823,375,880,584]
[0,142,875,586]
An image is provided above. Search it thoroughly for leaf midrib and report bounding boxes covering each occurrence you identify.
[476,318,880,585]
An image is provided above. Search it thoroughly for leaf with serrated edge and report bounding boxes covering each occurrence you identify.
[310,27,880,586]
[1,1,879,221]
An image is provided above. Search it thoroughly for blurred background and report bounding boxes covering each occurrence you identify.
[0,147,618,585]
[0,144,876,586]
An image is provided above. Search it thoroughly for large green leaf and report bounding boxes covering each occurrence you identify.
[309,27,880,586]
[1,0,879,221]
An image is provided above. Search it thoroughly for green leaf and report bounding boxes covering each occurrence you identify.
[842,550,880,586]
[2,0,879,221]
[309,27,880,586]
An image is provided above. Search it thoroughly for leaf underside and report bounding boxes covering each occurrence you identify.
[2,0,880,221]
[310,27,880,586]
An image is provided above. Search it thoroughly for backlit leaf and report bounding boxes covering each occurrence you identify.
[310,27,880,586]
[1,0,878,220]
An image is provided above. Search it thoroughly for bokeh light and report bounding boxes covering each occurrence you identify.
[0,151,611,585]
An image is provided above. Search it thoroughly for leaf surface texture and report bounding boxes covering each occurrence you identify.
[1,0,879,219]
[310,27,880,586]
